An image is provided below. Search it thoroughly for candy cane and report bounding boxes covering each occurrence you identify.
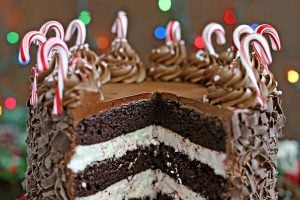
[111,11,128,40]
[65,19,86,47]
[232,25,254,55]
[253,24,281,69]
[202,23,226,56]
[39,20,64,40]
[30,67,38,107]
[165,20,181,44]
[255,24,281,51]
[18,31,47,65]
[240,33,272,106]
[37,38,69,115]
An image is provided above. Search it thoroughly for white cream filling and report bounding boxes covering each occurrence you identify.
[75,169,206,200]
[68,125,226,176]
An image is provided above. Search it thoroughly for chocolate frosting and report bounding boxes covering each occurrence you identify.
[98,40,146,83]
[207,60,258,108]
[94,58,111,84]
[207,58,278,109]
[69,44,98,66]
[182,50,218,85]
[149,41,186,82]
[217,48,236,66]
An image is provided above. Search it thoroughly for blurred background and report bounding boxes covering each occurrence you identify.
[0,0,299,199]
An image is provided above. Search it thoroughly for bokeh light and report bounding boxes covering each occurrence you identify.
[251,23,260,30]
[287,70,299,83]
[79,10,91,25]
[224,9,236,25]
[4,97,17,110]
[6,31,19,44]
[194,36,205,49]
[96,36,109,49]
[158,0,172,12]
[154,26,166,40]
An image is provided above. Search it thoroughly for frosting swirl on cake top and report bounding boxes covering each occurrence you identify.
[182,50,218,84]
[207,56,278,109]
[149,41,186,82]
[98,40,146,83]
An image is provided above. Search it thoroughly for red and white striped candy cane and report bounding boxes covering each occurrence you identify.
[65,19,86,46]
[240,33,272,106]
[111,11,128,40]
[30,67,39,107]
[37,38,69,115]
[202,23,226,56]
[253,24,281,70]
[39,20,65,40]
[165,20,181,44]
[232,25,254,56]
[255,24,281,51]
[18,31,47,65]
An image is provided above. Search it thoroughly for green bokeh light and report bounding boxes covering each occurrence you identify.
[158,0,172,12]
[6,31,19,44]
[79,10,92,25]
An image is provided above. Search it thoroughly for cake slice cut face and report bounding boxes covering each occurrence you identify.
[24,82,284,200]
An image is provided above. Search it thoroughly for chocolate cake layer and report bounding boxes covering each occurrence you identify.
[75,93,230,152]
[129,193,173,200]
[73,144,227,199]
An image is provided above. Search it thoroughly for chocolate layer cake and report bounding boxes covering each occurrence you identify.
[21,15,285,200]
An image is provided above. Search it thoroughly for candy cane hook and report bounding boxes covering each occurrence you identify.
[18,31,47,65]
[40,20,65,40]
[240,33,272,106]
[37,38,69,115]
[202,23,226,56]
[165,20,181,44]
[112,11,128,40]
[232,25,254,54]
[65,19,86,47]
[255,24,281,51]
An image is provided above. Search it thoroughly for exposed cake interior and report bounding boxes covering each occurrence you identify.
[68,82,232,199]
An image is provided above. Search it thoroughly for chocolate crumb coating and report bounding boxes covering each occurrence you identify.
[226,96,285,199]
[149,41,186,82]
[98,39,146,83]
[23,103,75,200]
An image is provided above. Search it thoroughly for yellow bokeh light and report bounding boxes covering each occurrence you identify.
[287,70,299,83]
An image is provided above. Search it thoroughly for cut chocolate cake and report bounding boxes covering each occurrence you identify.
[21,14,285,200]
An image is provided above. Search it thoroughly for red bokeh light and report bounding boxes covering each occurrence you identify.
[224,9,236,25]
[194,36,205,49]
[4,97,17,110]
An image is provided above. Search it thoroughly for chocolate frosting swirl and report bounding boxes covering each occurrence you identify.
[94,59,111,84]
[207,60,259,108]
[149,41,186,82]
[182,50,218,84]
[207,57,278,109]
[217,48,236,66]
[70,44,98,65]
[99,40,146,83]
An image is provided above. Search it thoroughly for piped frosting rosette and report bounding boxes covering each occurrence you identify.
[149,20,186,82]
[98,11,145,83]
[182,23,226,84]
[206,33,276,109]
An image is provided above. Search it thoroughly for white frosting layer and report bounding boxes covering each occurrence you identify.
[75,169,205,200]
[68,125,226,176]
